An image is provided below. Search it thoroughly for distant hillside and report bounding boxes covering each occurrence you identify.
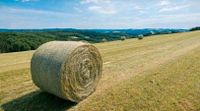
[0,28,187,34]
[189,27,200,31]
[0,28,188,53]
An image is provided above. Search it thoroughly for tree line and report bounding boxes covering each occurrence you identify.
[0,31,130,53]
[0,28,190,53]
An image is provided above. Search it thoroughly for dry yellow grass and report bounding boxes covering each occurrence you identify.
[0,51,34,73]
[0,31,200,111]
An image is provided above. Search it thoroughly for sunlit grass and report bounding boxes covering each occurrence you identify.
[0,31,200,111]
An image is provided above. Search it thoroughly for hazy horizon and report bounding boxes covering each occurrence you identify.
[0,27,191,30]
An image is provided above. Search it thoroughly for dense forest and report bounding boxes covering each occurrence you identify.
[0,28,187,53]
[189,27,200,31]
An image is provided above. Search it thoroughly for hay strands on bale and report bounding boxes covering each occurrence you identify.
[31,41,103,102]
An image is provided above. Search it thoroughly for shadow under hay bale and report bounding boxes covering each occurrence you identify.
[1,90,76,111]
[138,37,143,40]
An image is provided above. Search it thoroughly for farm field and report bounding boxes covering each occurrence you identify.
[0,31,200,111]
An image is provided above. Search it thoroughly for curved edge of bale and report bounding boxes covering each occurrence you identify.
[60,44,103,102]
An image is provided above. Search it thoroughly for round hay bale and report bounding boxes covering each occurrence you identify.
[120,36,126,41]
[102,38,107,42]
[31,41,103,102]
[138,34,144,40]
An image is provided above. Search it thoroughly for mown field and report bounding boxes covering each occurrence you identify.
[0,31,200,111]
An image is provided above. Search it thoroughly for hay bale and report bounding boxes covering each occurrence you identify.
[138,34,144,40]
[31,41,103,102]
[102,38,107,42]
[120,36,126,41]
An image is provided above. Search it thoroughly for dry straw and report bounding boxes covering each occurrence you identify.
[31,41,103,102]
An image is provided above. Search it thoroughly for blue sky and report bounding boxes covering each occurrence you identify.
[0,0,199,29]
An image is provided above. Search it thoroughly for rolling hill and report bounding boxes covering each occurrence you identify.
[0,28,187,53]
[0,31,200,111]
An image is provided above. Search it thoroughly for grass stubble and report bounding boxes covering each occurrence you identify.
[0,31,200,111]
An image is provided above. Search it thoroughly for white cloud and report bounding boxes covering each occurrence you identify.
[16,0,38,2]
[2,0,199,29]
[138,10,144,14]
[0,6,73,17]
[88,5,117,14]
[74,7,83,13]
[158,0,171,6]
[80,0,116,15]
[80,0,111,4]
[134,5,142,10]
[0,6,79,29]
[159,5,190,12]
[134,5,145,13]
